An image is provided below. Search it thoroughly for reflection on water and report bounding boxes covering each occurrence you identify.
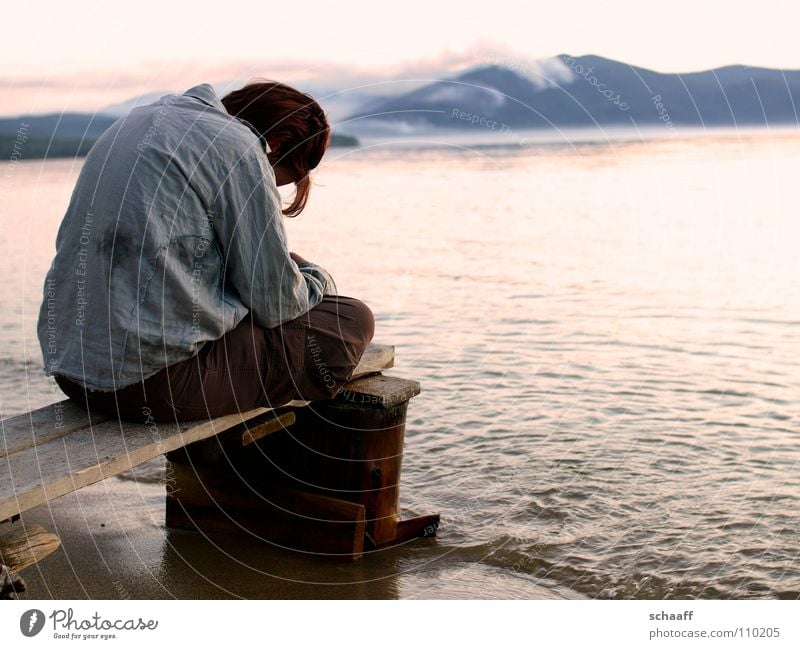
[2,130,798,598]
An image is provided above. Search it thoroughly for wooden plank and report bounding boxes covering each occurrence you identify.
[0,400,108,459]
[0,407,270,521]
[336,374,420,410]
[351,343,394,378]
[165,409,297,467]
[0,523,61,571]
[382,514,440,547]
[239,410,296,446]
[0,345,397,521]
[0,342,394,459]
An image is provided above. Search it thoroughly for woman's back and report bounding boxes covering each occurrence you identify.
[39,79,370,423]
[37,83,308,391]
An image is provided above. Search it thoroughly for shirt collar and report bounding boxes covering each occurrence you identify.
[182,83,272,154]
[235,116,272,154]
[182,83,224,110]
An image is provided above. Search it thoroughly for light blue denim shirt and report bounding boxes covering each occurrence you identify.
[37,83,336,391]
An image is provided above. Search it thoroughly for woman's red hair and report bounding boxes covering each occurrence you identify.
[221,80,330,217]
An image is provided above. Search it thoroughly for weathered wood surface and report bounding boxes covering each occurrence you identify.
[235,374,439,550]
[266,380,411,546]
[349,342,394,378]
[166,461,366,560]
[166,409,297,467]
[0,523,61,571]
[0,343,395,522]
[0,401,109,459]
[1,410,266,522]
[238,410,296,447]
[0,342,393,460]
[1,522,62,598]
[336,374,420,410]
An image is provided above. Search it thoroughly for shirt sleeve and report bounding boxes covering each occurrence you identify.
[296,260,338,297]
[211,152,337,329]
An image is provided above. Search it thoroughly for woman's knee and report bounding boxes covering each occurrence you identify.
[350,298,375,346]
[333,297,374,360]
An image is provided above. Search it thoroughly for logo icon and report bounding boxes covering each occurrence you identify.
[20,609,45,637]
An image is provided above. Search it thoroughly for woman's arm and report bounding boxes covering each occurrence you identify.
[290,251,338,297]
[211,153,336,328]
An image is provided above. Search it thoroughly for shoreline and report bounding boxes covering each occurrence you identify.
[17,457,574,600]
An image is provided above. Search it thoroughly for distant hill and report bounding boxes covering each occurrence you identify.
[100,91,174,116]
[0,112,117,159]
[344,54,800,132]
[5,54,800,159]
[0,111,359,160]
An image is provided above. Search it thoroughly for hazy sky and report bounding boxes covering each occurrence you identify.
[2,0,798,116]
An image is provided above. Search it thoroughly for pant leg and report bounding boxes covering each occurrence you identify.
[266,294,376,405]
[55,295,375,422]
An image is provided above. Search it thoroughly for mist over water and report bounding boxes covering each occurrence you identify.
[2,130,798,598]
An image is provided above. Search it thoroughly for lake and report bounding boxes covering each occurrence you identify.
[1,128,798,599]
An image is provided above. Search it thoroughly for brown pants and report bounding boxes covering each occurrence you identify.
[55,295,375,422]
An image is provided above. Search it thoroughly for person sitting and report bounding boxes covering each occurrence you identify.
[37,80,374,422]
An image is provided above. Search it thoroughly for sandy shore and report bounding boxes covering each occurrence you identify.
[16,458,573,600]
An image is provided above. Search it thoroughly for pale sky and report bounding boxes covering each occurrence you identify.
[2,0,798,116]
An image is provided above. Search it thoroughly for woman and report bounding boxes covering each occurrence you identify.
[37,80,374,422]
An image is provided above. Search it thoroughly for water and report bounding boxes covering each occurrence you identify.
[1,130,798,599]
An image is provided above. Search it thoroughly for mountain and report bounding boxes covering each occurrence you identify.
[97,82,419,125]
[0,112,119,159]
[100,91,174,117]
[5,54,800,159]
[343,54,800,132]
[0,108,358,160]
[0,112,118,140]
